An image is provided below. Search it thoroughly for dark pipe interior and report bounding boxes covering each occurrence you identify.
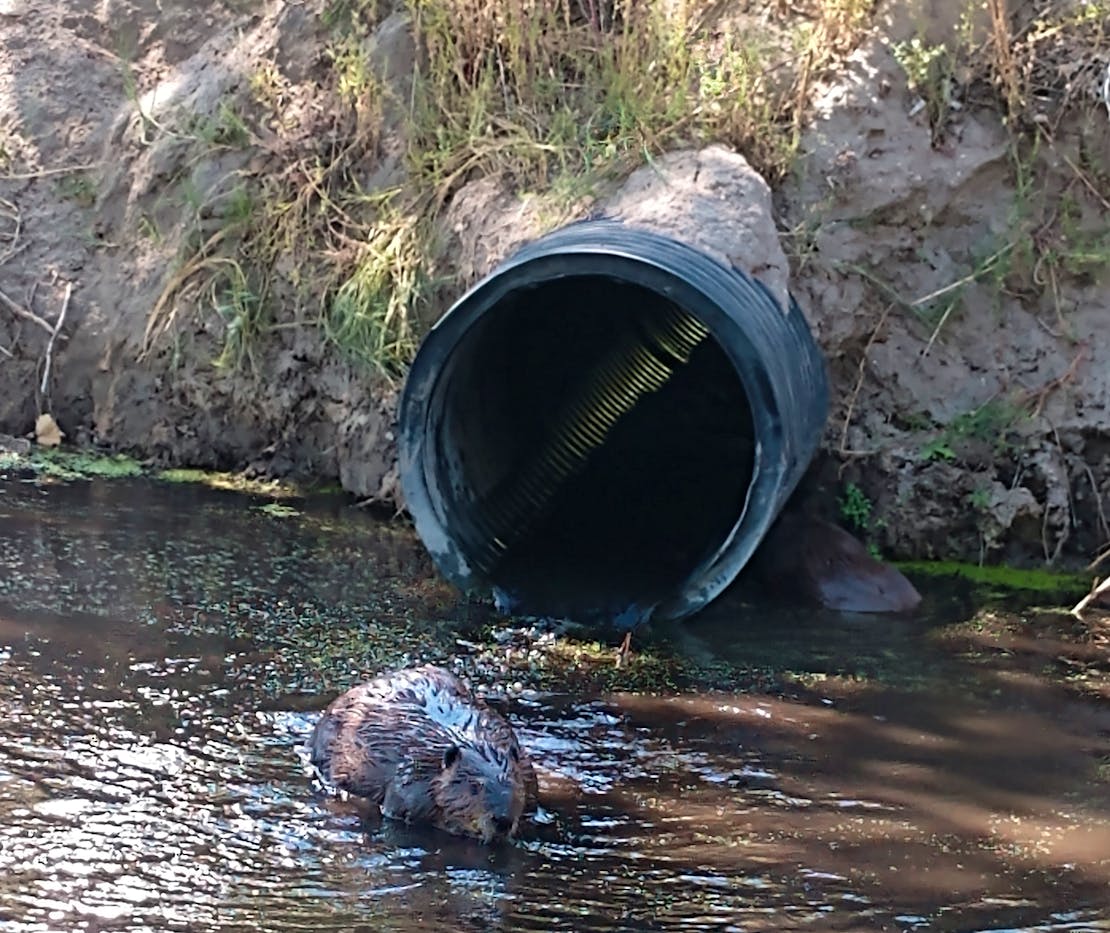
[432,274,755,621]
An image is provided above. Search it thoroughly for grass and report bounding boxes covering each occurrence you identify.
[134,0,878,378]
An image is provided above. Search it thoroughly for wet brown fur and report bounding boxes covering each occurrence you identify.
[309,665,538,842]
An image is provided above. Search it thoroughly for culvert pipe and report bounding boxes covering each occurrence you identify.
[398,220,829,627]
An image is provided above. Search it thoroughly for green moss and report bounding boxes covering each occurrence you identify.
[897,560,1090,595]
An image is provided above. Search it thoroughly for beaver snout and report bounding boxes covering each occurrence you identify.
[493,815,514,836]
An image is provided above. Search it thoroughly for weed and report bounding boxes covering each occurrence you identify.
[920,436,957,463]
[322,0,379,35]
[839,482,873,534]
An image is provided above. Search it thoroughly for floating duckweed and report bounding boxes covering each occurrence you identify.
[256,502,301,518]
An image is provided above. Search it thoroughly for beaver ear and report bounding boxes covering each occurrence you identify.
[441,744,460,771]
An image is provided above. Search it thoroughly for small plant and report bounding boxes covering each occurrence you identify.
[838,482,873,534]
[968,487,991,510]
[892,36,955,140]
[920,398,1028,463]
[920,435,957,462]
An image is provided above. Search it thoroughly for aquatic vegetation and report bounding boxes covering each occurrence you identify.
[255,502,301,518]
[0,448,144,480]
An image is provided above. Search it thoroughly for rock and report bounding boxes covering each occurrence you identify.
[0,432,32,454]
[602,145,791,314]
[750,512,922,613]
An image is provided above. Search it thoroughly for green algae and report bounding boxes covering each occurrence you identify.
[897,560,1090,597]
[0,443,316,500]
[0,448,145,480]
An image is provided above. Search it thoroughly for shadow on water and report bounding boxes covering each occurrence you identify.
[1,476,1109,931]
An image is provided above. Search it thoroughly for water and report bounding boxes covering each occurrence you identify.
[1,476,1109,931]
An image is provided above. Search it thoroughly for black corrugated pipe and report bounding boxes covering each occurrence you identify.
[398,220,829,628]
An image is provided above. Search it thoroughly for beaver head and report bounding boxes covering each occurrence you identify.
[432,741,529,843]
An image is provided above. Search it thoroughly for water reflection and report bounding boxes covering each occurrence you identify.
[1,477,1109,931]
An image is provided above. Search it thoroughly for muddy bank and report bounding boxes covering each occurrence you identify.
[1,0,1108,567]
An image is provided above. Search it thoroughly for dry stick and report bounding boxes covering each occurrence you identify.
[839,302,894,456]
[1090,544,1110,572]
[40,282,72,397]
[0,342,13,358]
[0,162,101,180]
[0,286,54,334]
[1071,574,1110,618]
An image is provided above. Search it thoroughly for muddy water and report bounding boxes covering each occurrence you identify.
[1,477,1109,932]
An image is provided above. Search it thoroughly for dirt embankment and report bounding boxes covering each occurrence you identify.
[1,0,1108,568]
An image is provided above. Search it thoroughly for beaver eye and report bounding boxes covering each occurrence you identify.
[442,745,460,770]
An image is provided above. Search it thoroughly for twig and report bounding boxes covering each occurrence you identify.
[1071,575,1110,617]
[0,342,12,358]
[1089,543,1110,572]
[40,282,72,397]
[919,244,1012,357]
[0,287,54,334]
[912,244,1011,309]
[839,302,893,455]
[0,162,101,180]
[1017,343,1087,419]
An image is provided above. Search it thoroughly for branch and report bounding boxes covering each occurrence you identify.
[0,286,54,334]
[40,282,73,396]
[1071,574,1110,618]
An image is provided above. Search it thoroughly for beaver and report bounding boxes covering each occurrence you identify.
[308,665,538,843]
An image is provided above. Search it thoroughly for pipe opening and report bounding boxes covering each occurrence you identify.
[427,273,755,621]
